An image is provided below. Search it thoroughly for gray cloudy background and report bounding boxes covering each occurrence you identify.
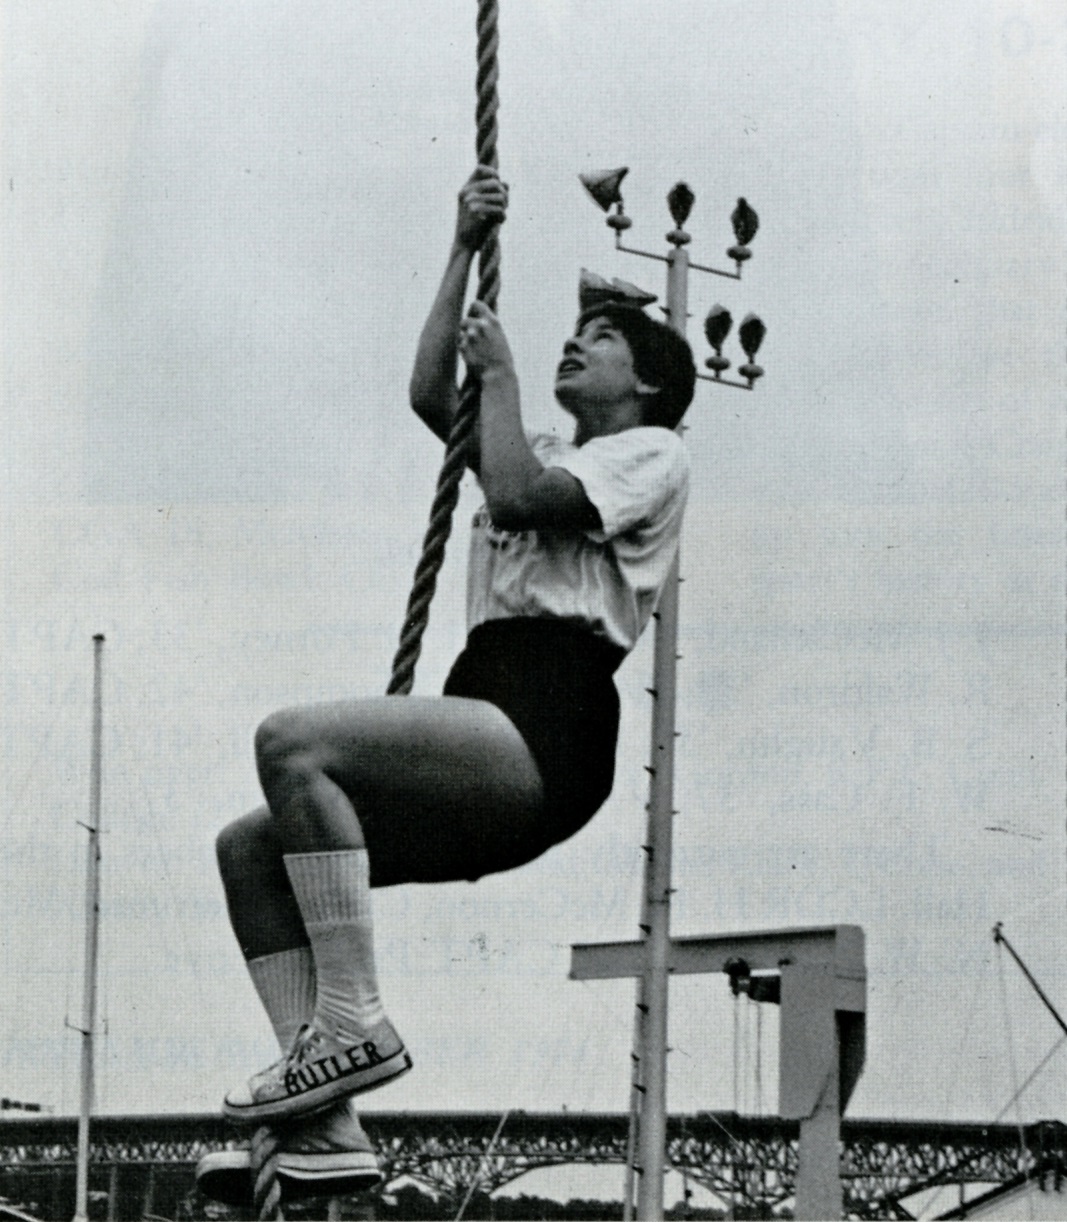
[2,0,1066,1177]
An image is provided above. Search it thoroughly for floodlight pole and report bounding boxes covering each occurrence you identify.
[628,236,688,1222]
[583,179,760,1221]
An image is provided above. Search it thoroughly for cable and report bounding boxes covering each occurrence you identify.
[996,941,1032,1171]
[454,1110,509,1221]
[994,1036,1067,1124]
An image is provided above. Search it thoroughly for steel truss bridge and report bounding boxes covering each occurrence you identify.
[1,1112,1065,1220]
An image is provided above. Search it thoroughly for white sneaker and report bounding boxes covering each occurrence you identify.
[223,1018,411,1123]
[196,1099,382,1207]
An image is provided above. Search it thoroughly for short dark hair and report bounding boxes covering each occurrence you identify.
[576,303,696,430]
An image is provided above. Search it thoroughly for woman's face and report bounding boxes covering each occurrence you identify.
[554,315,646,413]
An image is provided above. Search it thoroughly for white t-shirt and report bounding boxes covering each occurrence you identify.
[465,426,689,653]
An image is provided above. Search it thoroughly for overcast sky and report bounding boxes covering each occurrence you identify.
[2,1,1066,1189]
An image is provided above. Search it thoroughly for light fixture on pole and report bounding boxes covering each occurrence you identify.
[582,169,766,391]
[729,197,759,269]
[738,312,767,386]
[702,303,767,389]
[579,166,632,231]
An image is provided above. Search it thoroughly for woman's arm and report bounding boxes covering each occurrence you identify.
[409,167,507,454]
[459,302,600,533]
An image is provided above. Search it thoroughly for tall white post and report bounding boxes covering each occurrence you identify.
[580,169,762,1221]
[634,244,689,1222]
[73,633,105,1222]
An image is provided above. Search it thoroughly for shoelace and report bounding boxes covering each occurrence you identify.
[286,1023,326,1066]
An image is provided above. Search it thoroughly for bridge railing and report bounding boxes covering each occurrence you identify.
[1,1112,1064,1220]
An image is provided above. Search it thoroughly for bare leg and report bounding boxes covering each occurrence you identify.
[253,694,546,885]
[219,695,547,1122]
[215,694,546,964]
[216,807,309,960]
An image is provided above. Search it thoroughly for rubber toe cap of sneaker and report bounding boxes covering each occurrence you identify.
[223,1080,255,1110]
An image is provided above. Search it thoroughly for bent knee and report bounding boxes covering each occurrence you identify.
[216,807,274,880]
[254,707,317,777]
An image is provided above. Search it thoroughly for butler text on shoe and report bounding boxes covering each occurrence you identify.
[284,1040,386,1096]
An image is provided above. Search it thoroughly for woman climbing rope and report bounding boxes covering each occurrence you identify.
[196,165,695,1205]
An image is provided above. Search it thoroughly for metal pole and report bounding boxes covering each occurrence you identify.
[993,923,1067,1037]
[73,633,105,1222]
[634,244,689,1221]
[623,877,651,1219]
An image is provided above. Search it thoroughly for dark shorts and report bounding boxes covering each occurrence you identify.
[443,617,624,876]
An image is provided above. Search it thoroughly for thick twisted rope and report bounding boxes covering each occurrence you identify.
[387,0,501,695]
[250,1124,284,1219]
[248,8,501,1213]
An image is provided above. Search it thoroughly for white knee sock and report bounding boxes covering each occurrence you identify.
[283,849,386,1043]
[246,946,316,1052]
